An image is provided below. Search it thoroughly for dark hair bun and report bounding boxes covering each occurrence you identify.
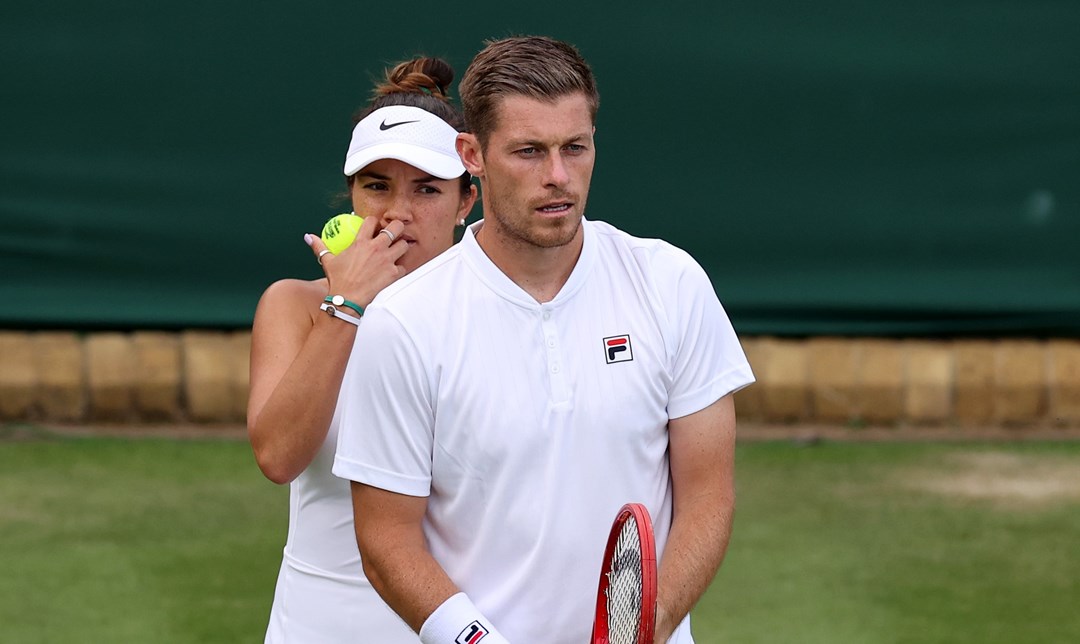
[374,57,455,102]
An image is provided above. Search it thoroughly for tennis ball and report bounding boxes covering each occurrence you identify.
[321,213,364,255]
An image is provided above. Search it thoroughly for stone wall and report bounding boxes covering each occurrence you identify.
[2,331,1078,427]
[1,331,249,424]
[738,337,1080,427]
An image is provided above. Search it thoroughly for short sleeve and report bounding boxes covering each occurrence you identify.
[332,305,435,497]
[660,247,755,419]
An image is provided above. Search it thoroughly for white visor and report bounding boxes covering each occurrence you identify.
[343,105,465,179]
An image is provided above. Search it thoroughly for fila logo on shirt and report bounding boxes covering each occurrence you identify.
[455,621,489,644]
[604,334,634,364]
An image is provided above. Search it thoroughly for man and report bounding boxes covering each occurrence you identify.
[333,35,755,643]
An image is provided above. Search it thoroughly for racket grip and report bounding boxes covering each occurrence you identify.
[419,592,511,644]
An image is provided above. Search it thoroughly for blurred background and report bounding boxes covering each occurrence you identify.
[1,1,1078,426]
[2,2,1080,430]
[3,6,1079,642]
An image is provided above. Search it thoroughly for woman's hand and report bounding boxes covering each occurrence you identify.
[306,216,408,308]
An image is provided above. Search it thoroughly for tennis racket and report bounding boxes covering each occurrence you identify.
[591,503,657,644]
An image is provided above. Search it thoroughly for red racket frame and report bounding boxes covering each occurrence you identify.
[591,502,657,644]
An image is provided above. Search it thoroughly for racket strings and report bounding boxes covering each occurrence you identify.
[605,518,645,643]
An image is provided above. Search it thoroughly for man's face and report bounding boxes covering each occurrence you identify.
[469,93,595,250]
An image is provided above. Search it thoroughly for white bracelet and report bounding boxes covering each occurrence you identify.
[319,302,362,327]
[419,592,510,643]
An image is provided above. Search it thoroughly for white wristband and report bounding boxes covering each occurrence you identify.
[419,592,510,644]
[319,302,362,327]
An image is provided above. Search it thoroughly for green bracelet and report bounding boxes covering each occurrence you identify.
[324,295,364,317]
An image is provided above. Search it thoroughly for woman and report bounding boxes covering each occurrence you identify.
[247,57,476,643]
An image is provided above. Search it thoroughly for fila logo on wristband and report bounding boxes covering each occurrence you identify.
[455,621,489,644]
[604,334,634,364]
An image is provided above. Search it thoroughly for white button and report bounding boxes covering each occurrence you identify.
[547,337,556,348]
[551,364,560,373]
[543,312,551,320]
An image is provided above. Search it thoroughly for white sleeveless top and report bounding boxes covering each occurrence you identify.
[264,387,418,643]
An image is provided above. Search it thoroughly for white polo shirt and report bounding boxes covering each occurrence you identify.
[333,218,754,643]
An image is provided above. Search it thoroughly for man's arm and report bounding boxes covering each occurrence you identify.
[653,393,738,642]
[351,482,459,632]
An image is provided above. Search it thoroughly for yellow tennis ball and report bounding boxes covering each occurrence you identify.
[321,213,364,255]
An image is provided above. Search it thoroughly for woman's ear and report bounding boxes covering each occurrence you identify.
[456,133,484,178]
[458,183,479,224]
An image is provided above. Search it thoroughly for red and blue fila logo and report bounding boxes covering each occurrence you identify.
[604,334,634,364]
[455,621,489,644]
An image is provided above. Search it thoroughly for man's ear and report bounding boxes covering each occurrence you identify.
[456,133,484,178]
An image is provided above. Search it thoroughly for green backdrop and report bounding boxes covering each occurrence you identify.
[2,2,1077,336]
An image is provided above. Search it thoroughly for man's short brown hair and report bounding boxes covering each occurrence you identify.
[459,35,599,148]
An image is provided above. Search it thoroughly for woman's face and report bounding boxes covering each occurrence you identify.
[350,158,476,274]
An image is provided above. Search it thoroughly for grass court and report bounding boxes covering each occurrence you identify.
[2,425,1078,643]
